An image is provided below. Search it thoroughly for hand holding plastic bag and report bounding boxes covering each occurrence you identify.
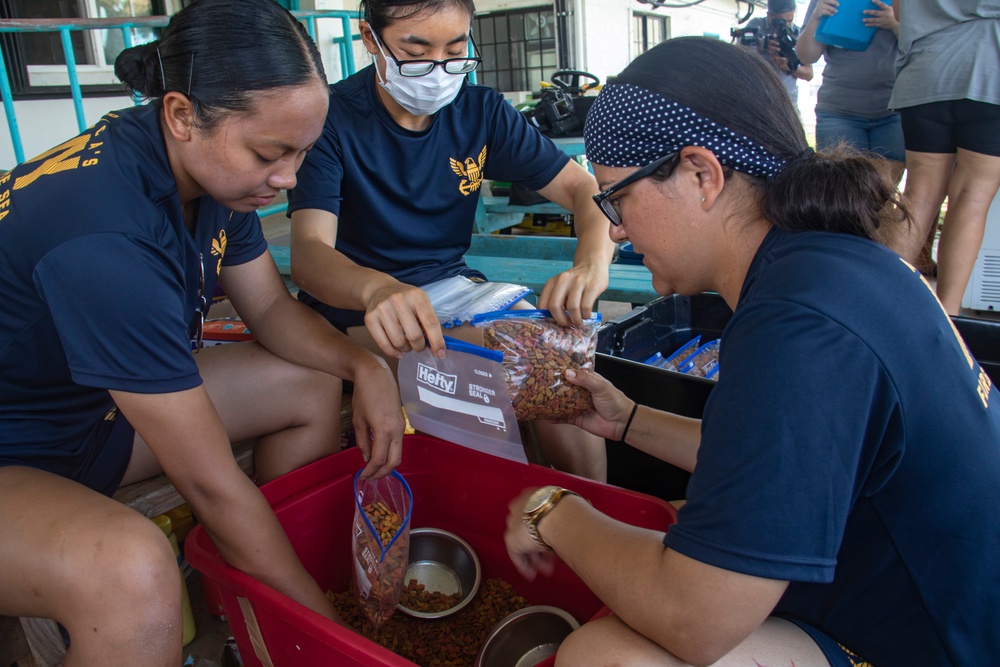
[473,309,601,421]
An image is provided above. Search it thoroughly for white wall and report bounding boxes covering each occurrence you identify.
[0,95,134,169]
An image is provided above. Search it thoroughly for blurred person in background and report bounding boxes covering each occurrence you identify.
[743,0,815,108]
[887,0,1000,314]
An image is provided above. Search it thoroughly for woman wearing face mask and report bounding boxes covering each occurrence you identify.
[288,0,614,480]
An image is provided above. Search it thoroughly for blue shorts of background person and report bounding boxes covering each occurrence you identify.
[816,111,905,162]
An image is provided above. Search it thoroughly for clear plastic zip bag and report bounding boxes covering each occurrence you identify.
[352,470,413,630]
[421,275,531,328]
[473,309,602,421]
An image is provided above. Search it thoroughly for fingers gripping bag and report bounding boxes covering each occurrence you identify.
[352,469,413,630]
[472,309,602,421]
[421,275,532,328]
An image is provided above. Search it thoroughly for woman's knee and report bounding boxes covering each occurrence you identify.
[82,515,178,604]
[56,515,181,643]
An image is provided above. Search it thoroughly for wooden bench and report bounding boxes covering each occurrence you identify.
[268,236,658,306]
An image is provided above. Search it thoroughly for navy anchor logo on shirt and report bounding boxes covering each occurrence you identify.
[450,145,487,196]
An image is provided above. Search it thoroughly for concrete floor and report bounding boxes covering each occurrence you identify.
[182,571,237,666]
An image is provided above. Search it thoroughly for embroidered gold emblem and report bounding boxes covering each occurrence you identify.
[450,145,487,196]
[211,229,227,275]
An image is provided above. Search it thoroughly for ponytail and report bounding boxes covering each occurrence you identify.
[114,0,326,130]
[761,145,908,242]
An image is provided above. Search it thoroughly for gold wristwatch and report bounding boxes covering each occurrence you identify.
[522,486,580,551]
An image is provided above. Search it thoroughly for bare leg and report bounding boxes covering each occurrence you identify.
[535,420,607,482]
[122,341,343,485]
[934,148,1000,314]
[894,151,954,263]
[0,467,181,667]
[887,159,906,187]
[915,219,939,277]
[555,614,830,667]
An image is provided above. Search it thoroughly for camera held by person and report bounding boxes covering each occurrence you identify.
[733,0,813,103]
[732,17,801,72]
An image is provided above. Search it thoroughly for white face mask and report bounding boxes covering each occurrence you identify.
[372,35,465,116]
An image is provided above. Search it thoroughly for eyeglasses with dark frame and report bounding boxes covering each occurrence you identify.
[592,151,680,227]
[373,29,482,77]
[191,252,206,353]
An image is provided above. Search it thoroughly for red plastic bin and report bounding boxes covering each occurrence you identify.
[186,434,676,667]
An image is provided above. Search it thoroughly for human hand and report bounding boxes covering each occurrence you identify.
[809,0,839,22]
[563,367,635,440]
[764,40,792,71]
[863,0,897,31]
[364,282,445,359]
[504,489,558,581]
[537,262,608,326]
[350,355,405,479]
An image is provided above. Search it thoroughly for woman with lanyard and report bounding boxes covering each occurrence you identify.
[503,37,999,666]
[0,1,404,663]
[287,0,614,481]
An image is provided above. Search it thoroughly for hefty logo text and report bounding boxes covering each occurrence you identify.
[416,363,458,395]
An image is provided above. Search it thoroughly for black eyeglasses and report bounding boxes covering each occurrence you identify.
[373,30,482,77]
[191,252,206,353]
[592,152,680,227]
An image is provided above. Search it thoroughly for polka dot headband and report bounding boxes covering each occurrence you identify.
[584,82,787,180]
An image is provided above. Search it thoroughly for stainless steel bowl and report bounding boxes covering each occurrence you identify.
[474,605,580,667]
[396,527,481,619]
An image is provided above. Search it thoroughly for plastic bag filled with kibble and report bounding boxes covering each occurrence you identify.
[473,309,601,421]
[352,469,414,629]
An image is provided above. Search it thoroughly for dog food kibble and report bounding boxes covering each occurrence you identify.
[365,500,403,549]
[481,319,597,421]
[330,577,530,667]
[400,578,464,614]
[354,500,409,628]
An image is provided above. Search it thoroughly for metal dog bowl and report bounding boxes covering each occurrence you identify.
[397,527,481,619]
[474,605,580,667]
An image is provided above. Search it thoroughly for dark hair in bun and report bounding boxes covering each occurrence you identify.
[115,0,326,130]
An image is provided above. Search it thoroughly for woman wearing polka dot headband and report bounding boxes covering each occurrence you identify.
[504,36,1000,666]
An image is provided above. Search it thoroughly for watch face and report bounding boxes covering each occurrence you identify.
[525,486,557,514]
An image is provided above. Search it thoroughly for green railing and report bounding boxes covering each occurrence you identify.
[0,10,359,165]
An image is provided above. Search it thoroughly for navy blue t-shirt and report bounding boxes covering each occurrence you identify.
[663,228,1000,665]
[0,104,267,464]
[287,65,569,303]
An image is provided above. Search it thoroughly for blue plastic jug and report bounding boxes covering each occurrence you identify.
[815,0,891,51]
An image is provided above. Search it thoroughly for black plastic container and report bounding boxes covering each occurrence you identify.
[953,316,1000,384]
[595,293,732,501]
[595,294,1000,502]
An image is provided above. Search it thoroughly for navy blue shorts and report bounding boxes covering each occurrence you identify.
[299,267,490,333]
[0,407,135,497]
[899,99,1000,156]
[779,615,874,667]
